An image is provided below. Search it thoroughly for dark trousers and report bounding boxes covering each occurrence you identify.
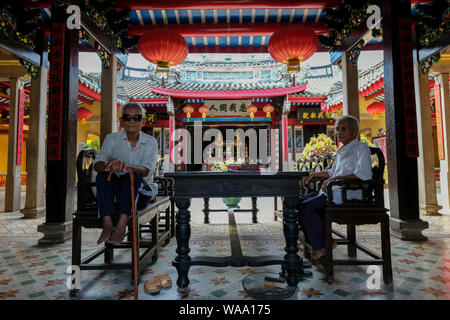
[96,171,144,219]
[298,191,328,250]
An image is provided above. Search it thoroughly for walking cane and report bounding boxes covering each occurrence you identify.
[107,167,139,300]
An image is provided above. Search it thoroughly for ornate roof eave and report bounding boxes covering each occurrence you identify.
[149,83,307,99]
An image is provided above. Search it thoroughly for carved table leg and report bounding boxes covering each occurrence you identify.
[173,198,192,288]
[203,197,210,224]
[251,197,258,223]
[282,196,301,287]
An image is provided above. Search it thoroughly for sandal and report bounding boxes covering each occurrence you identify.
[144,278,161,295]
[154,274,172,288]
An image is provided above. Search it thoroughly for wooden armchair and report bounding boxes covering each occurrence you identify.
[301,147,392,285]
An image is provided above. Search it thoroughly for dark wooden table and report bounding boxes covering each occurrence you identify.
[164,171,310,288]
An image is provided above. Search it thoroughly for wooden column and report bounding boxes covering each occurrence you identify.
[5,77,25,213]
[435,72,450,212]
[167,97,176,172]
[382,0,428,240]
[37,3,79,244]
[21,36,48,219]
[280,97,290,171]
[414,62,442,215]
[281,114,289,171]
[341,51,360,119]
[100,54,118,144]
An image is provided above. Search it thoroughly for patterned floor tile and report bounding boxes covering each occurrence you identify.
[0,194,450,300]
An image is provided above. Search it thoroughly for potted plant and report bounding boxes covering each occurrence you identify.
[301,134,337,160]
[209,160,242,208]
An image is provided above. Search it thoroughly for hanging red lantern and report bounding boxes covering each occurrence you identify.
[138,29,188,74]
[198,105,210,121]
[183,104,194,121]
[262,103,274,117]
[0,104,9,113]
[78,107,92,125]
[246,104,258,121]
[268,25,318,73]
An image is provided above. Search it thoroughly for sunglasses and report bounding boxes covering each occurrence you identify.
[122,114,143,122]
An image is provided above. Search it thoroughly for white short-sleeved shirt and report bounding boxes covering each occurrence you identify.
[320,139,372,204]
[93,130,158,184]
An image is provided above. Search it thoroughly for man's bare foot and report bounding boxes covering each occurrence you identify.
[107,214,129,244]
[107,226,126,244]
[311,241,338,259]
[97,217,113,245]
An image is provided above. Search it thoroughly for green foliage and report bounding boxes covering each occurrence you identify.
[210,161,228,172]
[360,134,374,147]
[84,139,100,152]
[302,134,337,160]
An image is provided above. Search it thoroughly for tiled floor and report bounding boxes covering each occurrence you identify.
[0,195,449,300]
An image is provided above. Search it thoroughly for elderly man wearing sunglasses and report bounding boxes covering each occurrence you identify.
[93,102,158,245]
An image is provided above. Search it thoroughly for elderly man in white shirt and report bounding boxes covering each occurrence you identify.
[300,115,372,259]
[93,102,158,245]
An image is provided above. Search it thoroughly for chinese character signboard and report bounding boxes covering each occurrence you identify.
[47,22,65,161]
[398,19,419,158]
[145,111,157,125]
[16,89,25,166]
[296,107,333,123]
[434,84,445,160]
[204,100,252,116]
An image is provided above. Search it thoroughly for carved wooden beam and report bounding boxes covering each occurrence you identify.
[418,32,450,62]
[0,33,41,67]
[329,24,369,65]
[79,10,128,67]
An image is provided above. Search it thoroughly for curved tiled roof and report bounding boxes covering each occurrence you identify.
[358,62,384,92]
[79,71,127,105]
[150,82,308,98]
[120,79,166,100]
[151,78,301,91]
[119,63,336,101]
[79,71,101,93]
[325,61,385,108]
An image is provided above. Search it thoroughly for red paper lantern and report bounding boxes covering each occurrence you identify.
[78,107,92,125]
[262,104,274,117]
[268,25,318,73]
[246,104,258,120]
[198,105,210,121]
[0,104,9,113]
[138,29,188,73]
[183,104,194,121]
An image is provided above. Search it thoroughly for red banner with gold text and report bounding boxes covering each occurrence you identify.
[48,22,65,161]
[16,89,25,166]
